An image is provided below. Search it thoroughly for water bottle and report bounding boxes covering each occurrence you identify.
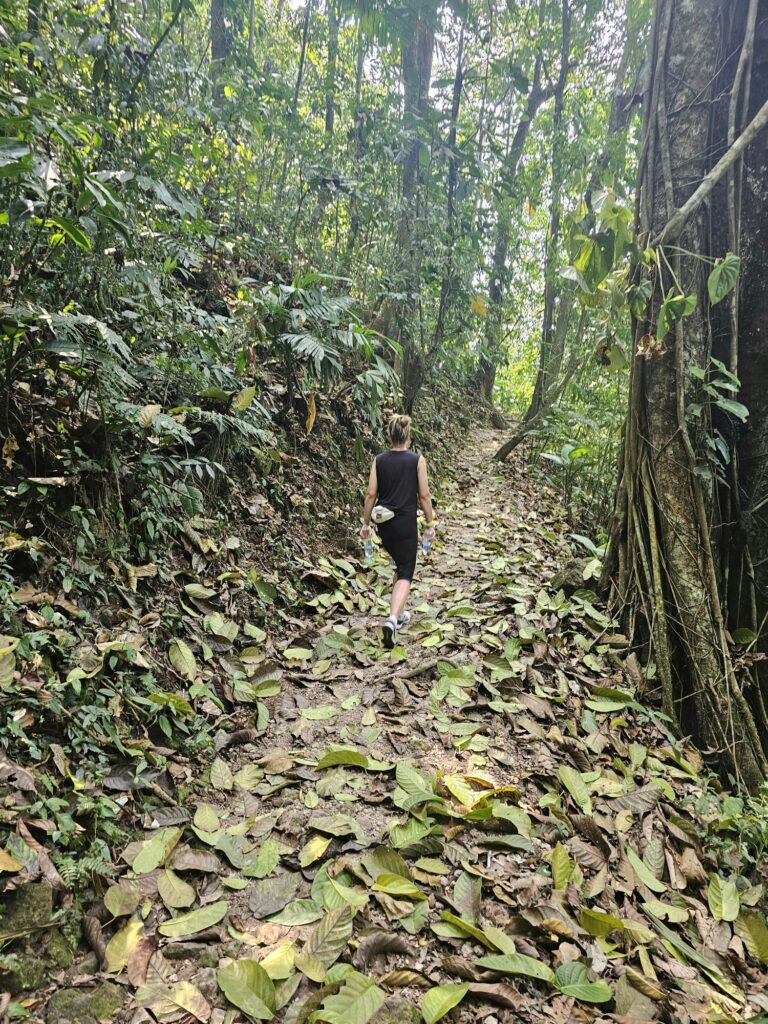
[364,539,373,564]
[422,537,432,555]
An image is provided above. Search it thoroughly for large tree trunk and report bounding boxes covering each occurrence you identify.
[377,3,435,412]
[602,0,768,790]
[210,0,229,65]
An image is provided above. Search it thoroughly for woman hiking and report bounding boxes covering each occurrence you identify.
[359,414,436,649]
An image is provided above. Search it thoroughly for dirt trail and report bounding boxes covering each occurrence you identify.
[45,429,767,1024]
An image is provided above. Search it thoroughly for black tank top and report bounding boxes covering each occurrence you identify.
[376,450,420,516]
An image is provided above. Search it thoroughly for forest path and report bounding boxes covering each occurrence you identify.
[67,429,765,1024]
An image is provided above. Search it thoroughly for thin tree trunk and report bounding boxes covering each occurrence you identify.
[433,19,465,351]
[279,0,313,187]
[324,0,339,135]
[346,15,367,256]
[481,53,550,402]
[525,0,571,421]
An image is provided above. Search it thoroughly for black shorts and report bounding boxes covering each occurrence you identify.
[377,514,418,582]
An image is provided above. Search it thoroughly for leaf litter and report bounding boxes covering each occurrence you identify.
[11,429,767,1022]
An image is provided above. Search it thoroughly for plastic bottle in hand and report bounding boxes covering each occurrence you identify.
[422,535,432,555]
[364,538,373,564]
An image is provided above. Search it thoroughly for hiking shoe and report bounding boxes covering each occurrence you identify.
[397,611,412,628]
[382,619,397,650]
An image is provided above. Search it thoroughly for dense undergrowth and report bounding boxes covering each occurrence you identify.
[0,0,475,916]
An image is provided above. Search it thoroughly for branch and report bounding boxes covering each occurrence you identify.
[126,1,184,108]
[653,97,768,245]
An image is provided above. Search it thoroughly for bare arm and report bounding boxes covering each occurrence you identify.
[360,459,378,536]
[417,456,435,527]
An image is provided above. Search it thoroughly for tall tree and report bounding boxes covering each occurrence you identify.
[480,50,550,404]
[524,0,571,422]
[602,0,768,789]
[374,2,436,412]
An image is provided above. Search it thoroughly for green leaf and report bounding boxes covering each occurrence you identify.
[708,252,741,305]
[210,757,234,791]
[300,906,354,970]
[476,953,555,984]
[373,873,427,901]
[169,638,197,681]
[452,871,481,923]
[217,960,276,1020]
[554,962,612,1003]
[314,971,386,1024]
[421,983,469,1024]
[317,748,370,770]
[132,828,184,874]
[268,899,324,925]
[627,848,667,894]
[45,215,92,249]
[104,917,144,974]
[435,911,491,947]
[301,705,339,721]
[0,139,30,166]
[551,843,572,891]
[361,846,412,881]
[715,396,749,421]
[389,817,438,850]
[184,583,217,599]
[579,907,622,937]
[246,837,279,879]
[233,385,256,411]
[104,881,142,918]
[283,646,312,660]
[158,869,196,909]
[558,765,592,813]
[734,912,768,964]
[732,628,758,645]
[157,900,228,937]
[708,873,740,922]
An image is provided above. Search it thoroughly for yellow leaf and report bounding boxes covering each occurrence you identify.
[233,386,256,412]
[138,404,162,428]
[0,849,21,873]
[105,916,144,973]
[260,941,296,979]
[299,834,331,867]
[470,295,488,316]
[305,394,317,434]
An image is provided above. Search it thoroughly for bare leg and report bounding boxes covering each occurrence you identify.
[389,579,411,620]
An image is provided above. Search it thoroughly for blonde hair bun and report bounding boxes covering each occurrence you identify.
[388,414,412,446]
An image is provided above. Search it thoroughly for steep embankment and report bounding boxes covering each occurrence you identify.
[6,429,768,1024]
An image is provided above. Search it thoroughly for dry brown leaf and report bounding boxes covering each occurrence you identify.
[352,928,413,968]
[380,969,431,989]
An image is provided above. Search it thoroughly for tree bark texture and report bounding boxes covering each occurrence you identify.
[603,0,768,790]
[377,4,435,413]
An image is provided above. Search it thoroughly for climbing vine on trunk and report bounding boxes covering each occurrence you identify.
[602,0,768,790]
